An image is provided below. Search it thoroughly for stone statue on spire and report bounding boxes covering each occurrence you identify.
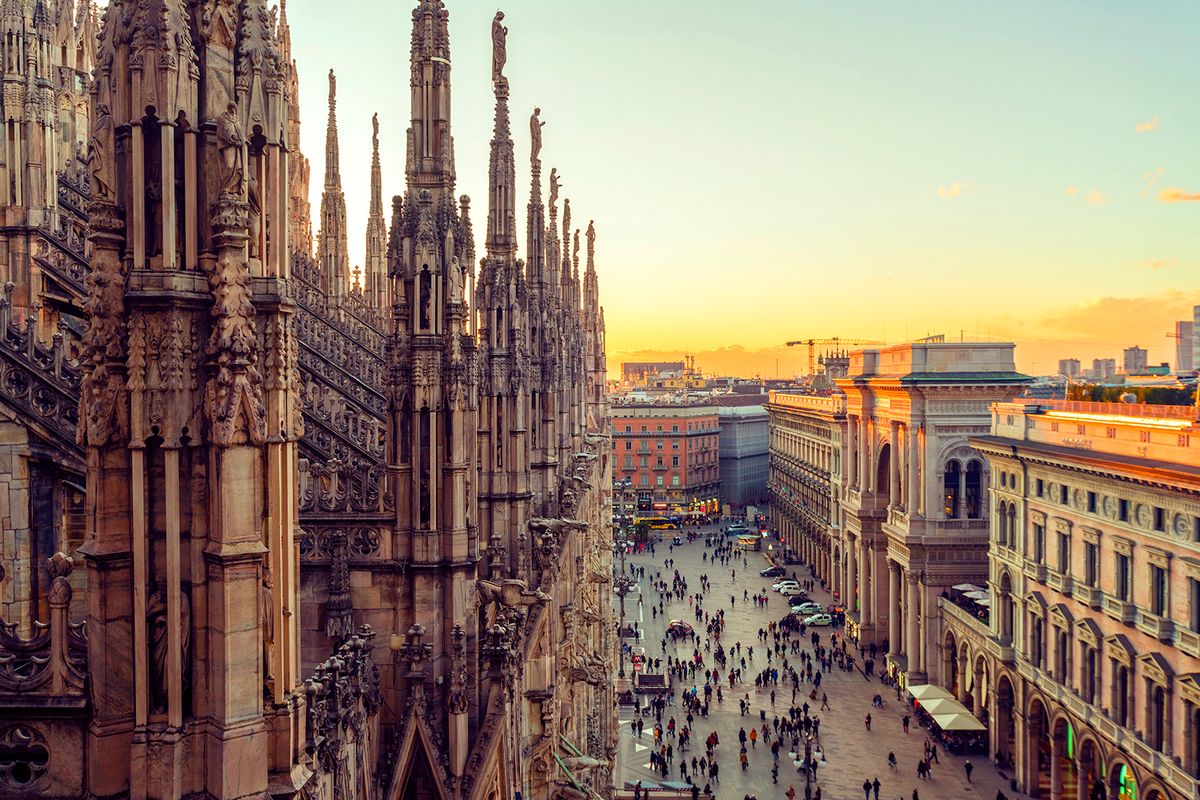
[530,107,544,163]
[549,168,561,210]
[372,112,379,147]
[491,11,507,82]
[586,220,595,259]
[328,68,336,104]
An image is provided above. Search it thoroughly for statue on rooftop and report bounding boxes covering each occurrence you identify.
[491,12,507,82]
[530,107,544,163]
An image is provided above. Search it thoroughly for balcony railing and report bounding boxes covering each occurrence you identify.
[1177,627,1200,659]
[1135,613,1174,643]
[1046,570,1073,596]
[1103,595,1136,625]
[1073,583,1103,610]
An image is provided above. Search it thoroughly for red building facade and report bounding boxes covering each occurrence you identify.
[611,401,721,517]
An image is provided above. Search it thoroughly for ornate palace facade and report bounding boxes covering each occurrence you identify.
[0,2,615,799]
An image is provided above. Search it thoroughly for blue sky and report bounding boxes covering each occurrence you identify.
[287,0,1200,376]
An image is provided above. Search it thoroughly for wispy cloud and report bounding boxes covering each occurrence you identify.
[937,181,968,199]
[1085,190,1107,206]
[1065,186,1079,197]
[1159,187,1200,203]
[1134,115,1160,133]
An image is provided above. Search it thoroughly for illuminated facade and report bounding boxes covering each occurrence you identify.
[835,342,1029,679]
[611,402,720,516]
[765,391,845,582]
[936,399,1200,800]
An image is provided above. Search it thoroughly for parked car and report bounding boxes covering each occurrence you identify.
[803,613,833,627]
[779,586,808,598]
[760,565,786,578]
[792,602,822,615]
[772,580,799,592]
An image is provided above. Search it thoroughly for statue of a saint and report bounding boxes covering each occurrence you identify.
[530,107,544,163]
[549,168,561,209]
[147,580,192,712]
[261,573,276,696]
[491,12,507,82]
[215,102,245,195]
[586,220,595,253]
[328,68,336,105]
[372,112,379,149]
[448,256,464,305]
[88,103,114,201]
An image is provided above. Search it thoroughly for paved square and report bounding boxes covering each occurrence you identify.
[613,524,1031,800]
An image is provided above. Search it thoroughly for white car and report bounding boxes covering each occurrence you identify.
[803,613,833,627]
[792,602,822,615]
[772,580,799,592]
[779,586,807,598]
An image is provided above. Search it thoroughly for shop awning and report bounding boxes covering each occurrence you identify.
[952,583,986,593]
[931,711,987,731]
[908,684,955,702]
[917,697,963,715]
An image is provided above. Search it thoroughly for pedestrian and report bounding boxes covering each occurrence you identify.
[785,787,796,800]
[634,782,643,800]
[965,759,973,783]
[864,713,871,731]
[872,777,880,800]
[862,779,871,800]
[912,790,919,800]
[821,692,829,710]
[902,714,910,733]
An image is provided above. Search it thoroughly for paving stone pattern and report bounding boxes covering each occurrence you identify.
[613,523,1030,800]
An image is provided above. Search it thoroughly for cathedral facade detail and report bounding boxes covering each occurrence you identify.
[0,2,614,799]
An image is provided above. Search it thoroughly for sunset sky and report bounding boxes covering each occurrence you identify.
[287,0,1200,378]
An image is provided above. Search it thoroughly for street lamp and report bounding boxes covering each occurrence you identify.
[803,732,814,800]
[612,479,634,678]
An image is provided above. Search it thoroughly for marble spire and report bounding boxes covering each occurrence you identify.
[365,112,387,309]
[317,68,349,296]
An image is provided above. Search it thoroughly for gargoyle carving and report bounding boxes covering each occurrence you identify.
[477,578,550,610]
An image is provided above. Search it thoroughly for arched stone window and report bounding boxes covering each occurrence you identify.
[943,460,961,519]
[965,460,983,519]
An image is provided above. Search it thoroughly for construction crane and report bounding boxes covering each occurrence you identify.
[785,337,885,376]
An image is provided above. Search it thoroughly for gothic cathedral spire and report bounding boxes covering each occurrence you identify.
[79,1,304,797]
[318,68,350,296]
[365,112,387,309]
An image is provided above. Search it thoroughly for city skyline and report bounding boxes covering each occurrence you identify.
[288,0,1200,376]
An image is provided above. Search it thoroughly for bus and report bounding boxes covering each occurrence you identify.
[635,516,680,530]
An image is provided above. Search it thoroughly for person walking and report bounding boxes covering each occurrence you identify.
[965,759,974,783]
[902,714,910,733]
[872,777,880,799]
[862,779,872,800]
[864,713,871,731]
[821,692,829,711]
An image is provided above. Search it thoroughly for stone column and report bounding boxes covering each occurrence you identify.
[847,415,858,488]
[888,562,900,655]
[958,467,967,519]
[1050,730,1064,800]
[863,419,873,492]
[907,424,920,513]
[889,421,900,509]
[847,538,858,616]
[858,541,868,623]
[905,571,919,665]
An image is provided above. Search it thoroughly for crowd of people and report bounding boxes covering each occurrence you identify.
[619,520,1011,800]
